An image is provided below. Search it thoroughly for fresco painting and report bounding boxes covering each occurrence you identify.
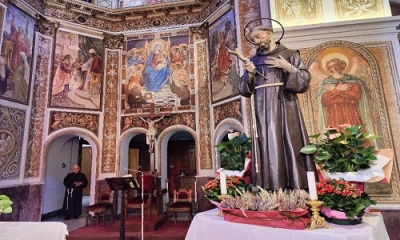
[208,9,240,103]
[49,30,103,110]
[125,34,190,110]
[0,4,35,104]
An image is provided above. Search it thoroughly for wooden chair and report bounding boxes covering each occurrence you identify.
[124,173,156,219]
[85,191,114,226]
[167,188,192,225]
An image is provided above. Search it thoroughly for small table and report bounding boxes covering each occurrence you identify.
[185,209,389,240]
[0,221,68,240]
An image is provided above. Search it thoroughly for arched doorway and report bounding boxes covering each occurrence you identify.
[167,131,195,197]
[128,133,150,174]
[42,135,93,220]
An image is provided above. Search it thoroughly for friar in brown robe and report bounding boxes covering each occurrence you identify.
[238,25,316,190]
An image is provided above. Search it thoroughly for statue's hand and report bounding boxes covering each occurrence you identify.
[244,62,256,74]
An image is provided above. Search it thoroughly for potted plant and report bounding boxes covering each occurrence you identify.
[317,178,376,224]
[300,125,380,173]
[216,130,251,171]
[202,175,250,203]
[0,195,13,214]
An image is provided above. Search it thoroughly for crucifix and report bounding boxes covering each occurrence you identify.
[138,103,170,154]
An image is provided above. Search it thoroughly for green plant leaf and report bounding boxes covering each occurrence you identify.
[300,145,317,154]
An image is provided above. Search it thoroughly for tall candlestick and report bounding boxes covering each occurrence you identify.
[307,171,318,200]
[220,172,227,195]
[194,180,197,203]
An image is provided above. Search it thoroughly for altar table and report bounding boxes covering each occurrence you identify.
[185,209,389,240]
[0,221,68,240]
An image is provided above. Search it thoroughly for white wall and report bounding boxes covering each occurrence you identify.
[42,136,79,214]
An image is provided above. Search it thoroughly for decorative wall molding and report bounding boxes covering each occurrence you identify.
[25,33,53,178]
[37,0,230,32]
[103,32,124,49]
[49,111,99,136]
[190,22,208,42]
[213,99,242,127]
[196,41,212,169]
[0,105,25,180]
[101,49,119,173]
[35,15,59,36]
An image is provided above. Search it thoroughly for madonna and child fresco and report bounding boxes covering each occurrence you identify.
[0,4,35,104]
[125,34,190,110]
[49,30,103,110]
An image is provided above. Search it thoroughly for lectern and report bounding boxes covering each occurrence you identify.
[105,176,137,240]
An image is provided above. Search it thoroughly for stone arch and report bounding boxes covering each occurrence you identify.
[157,125,198,188]
[213,118,244,169]
[117,127,147,176]
[42,128,100,205]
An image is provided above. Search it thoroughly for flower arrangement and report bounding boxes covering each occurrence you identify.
[317,178,376,219]
[216,130,251,171]
[222,188,309,211]
[202,175,250,202]
[300,125,379,173]
[0,195,13,214]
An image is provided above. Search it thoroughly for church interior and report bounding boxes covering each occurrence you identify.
[1,0,400,239]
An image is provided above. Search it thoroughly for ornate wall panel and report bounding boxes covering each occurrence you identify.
[196,41,212,169]
[101,49,119,173]
[25,33,53,178]
[213,99,242,127]
[0,105,25,180]
[121,112,195,134]
[49,111,99,135]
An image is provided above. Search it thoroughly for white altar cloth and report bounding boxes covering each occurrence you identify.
[0,221,68,240]
[185,209,389,240]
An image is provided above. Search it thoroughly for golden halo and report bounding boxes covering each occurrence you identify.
[321,53,349,72]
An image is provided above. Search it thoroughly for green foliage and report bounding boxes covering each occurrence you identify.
[0,195,13,214]
[300,125,380,173]
[216,132,251,171]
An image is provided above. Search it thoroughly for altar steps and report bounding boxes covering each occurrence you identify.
[67,214,190,240]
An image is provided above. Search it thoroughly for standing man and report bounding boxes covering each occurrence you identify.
[238,25,316,190]
[0,56,11,95]
[62,164,88,220]
[79,48,102,92]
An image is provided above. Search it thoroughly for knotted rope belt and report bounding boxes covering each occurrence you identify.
[66,188,73,210]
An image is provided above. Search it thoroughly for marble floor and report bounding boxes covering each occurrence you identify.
[42,196,90,232]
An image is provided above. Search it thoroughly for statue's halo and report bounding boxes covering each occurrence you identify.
[244,18,285,46]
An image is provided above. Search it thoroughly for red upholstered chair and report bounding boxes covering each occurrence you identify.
[85,191,114,226]
[167,188,192,225]
[125,173,156,219]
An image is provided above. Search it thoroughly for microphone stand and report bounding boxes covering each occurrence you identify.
[125,168,144,240]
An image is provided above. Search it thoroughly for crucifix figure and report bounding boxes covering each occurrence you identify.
[138,103,169,153]
[139,115,164,153]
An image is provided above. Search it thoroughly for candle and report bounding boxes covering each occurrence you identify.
[307,171,318,200]
[194,180,197,203]
[220,171,227,195]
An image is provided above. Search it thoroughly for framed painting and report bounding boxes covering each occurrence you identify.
[273,0,323,27]
[49,29,104,110]
[124,33,190,111]
[300,40,400,198]
[0,3,35,104]
[208,9,240,103]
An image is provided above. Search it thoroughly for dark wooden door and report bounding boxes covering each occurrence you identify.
[167,140,196,196]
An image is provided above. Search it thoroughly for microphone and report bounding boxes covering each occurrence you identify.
[124,168,143,173]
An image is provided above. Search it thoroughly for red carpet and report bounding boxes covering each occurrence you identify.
[67,215,190,240]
